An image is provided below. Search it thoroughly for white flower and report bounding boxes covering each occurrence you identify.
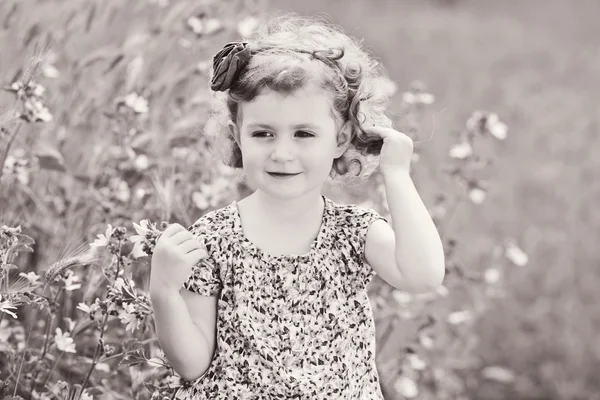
[64,317,76,332]
[172,147,190,159]
[402,92,416,104]
[129,219,150,244]
[19,271,41,285]
[449,141,473,159]
[489,121,508,140]
[133,219,150,235]
[130,241,146,259]
[466,111,484,132]
[64,271,81,291]
[417,92,435,104]
[481,365,515,383]
[419,333,434,349]
[114,179,131,203]
[118,302,140,333]
[187,15,222,36]
[42,64,60,79]
[0,294,18,319]
[192,191,209,210]
[31,83,46,97]
[407,354,427,370]
[24,98,53,122]
[402,92,435,105]
[54,327,76,353]
[134,188,147,200]
[484,268,501,284]
[435,285,449,297]
[80,390,93,400]
[468,187,487,204]
[505,241,528,266]
[114,277,125,291]
[96,362,111,373]
[447,310,473,325]
[402,91,434,105]
[237,16,259,38]
[90,224,114,248]
[394,376,419,398]
[165,375,183,388]
[135,154,149,170]
[486,113,508,140]
[10,81,22,92]
[391,290,413,305]
[124,92,149,114]
[77,302,92,313]
[372,76,397,98]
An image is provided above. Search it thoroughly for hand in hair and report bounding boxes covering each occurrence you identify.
[362,121,414,174]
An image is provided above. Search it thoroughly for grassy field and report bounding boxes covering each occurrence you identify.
[1,0,599,399]
[270,0,600,398]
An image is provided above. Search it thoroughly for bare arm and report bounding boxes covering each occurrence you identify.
[150,288,216,381]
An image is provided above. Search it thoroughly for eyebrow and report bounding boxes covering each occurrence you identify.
[246,123,320,130]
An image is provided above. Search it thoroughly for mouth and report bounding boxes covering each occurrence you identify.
[267,172,302,178]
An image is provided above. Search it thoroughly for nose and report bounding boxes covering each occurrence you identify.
[270,137,295,162]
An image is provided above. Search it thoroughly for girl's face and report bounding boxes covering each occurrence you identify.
[228,86,350,200]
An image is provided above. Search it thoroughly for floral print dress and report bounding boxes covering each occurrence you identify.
[176,195,387,400]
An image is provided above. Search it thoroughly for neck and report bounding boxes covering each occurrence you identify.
[249,190,324,224]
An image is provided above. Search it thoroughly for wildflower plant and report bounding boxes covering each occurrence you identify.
[0,216,191,399]
[364,92,524,399]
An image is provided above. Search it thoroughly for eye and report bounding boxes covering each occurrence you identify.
[296,131,314,138]
[252,131,272,138]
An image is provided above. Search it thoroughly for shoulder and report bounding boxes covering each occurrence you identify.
[328,199,387,229]
[188,203,236,245]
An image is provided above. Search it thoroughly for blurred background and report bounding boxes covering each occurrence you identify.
[1,0,599,399]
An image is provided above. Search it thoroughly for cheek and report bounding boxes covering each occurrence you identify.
[306,146,336,167]
[239,143,262,161]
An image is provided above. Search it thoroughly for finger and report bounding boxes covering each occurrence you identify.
[361,125,396,139]
[163,223,185,237]
[170,228,194,242]
[179,239,203,253]
[185,247,209,260]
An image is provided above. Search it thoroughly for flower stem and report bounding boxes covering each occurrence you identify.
[438,194,465,238]
[27,287,62,399]
[0,121,22,181]
[77,237,125,400]
[78,237,123,399]
[77,313,108,400]
[97,338,157,363]
[28,311,54,399]
[14,283,51,398]
[41,351,64,389]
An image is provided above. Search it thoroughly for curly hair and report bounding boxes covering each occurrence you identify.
[203,13,395,186]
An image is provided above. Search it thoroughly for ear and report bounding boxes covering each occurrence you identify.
[334,120,352,158]
[227,120,241,147]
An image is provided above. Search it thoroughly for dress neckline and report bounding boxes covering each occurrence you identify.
[230,195,332,262]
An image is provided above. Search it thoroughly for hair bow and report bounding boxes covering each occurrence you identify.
[210,42,252,92]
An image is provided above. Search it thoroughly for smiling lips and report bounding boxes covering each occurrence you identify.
[267,171,301,178]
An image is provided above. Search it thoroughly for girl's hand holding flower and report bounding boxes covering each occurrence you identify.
[149,223,208,296]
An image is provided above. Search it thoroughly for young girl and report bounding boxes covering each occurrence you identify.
[149,14,445,400]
